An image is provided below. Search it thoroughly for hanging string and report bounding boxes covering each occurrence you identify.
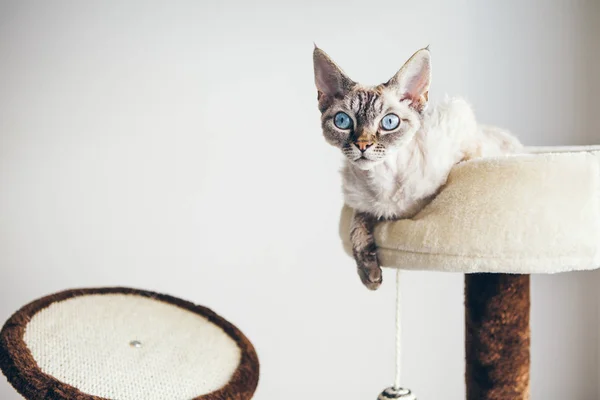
[394,268,402,390]
[378,269,415,399]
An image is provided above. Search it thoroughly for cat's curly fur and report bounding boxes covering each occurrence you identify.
[313,46,522,290]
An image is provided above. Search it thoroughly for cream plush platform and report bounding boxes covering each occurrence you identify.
[0,288,259,400]
[340,146,600,274]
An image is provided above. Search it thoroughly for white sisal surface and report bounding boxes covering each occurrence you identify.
[23,294,241,400]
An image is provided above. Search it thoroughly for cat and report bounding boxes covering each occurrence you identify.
[313,46,522,290]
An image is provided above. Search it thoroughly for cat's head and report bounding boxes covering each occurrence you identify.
[313,46,431,170]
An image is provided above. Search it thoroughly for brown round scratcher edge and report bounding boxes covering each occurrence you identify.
[0,287,260,400]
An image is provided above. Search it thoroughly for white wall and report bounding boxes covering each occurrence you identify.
[0,1,598,399]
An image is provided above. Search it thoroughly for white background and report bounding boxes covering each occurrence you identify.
[1,1,599,399]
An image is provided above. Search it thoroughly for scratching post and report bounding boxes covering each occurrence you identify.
[465,273,530,400]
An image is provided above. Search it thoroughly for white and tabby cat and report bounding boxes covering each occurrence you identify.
[313,46,521,290]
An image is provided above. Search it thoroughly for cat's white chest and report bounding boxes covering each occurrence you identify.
[342,161,420,219]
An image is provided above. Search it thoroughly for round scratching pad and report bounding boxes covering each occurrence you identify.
[0,288,259,400]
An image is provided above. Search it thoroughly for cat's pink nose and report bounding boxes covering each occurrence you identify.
[356,142,373,152]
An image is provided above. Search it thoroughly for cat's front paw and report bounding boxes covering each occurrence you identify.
[357,259,382,291]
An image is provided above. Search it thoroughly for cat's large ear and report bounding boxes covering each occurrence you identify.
[313,46,355,110]
[386,47,431,112]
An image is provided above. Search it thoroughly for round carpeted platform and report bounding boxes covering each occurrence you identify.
[339,146,600,274]
[0,287,259,400]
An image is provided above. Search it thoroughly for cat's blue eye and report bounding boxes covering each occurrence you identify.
[380,114,400,131]
[334,112,352,130]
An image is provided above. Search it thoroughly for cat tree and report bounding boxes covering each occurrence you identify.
[340,146,600,399]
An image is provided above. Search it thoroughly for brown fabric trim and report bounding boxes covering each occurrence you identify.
[0,287,259,400]
[465,274,530,400]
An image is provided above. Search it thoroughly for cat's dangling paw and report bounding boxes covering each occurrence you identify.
[357,263,382,291]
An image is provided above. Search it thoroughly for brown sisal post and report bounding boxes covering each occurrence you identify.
[465,273,530,400]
